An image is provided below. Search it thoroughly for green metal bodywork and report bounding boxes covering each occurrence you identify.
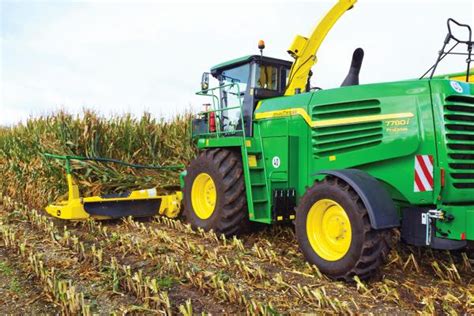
[193,76,474,242]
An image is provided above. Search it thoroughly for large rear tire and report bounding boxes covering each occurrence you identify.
[183,148,248,236]
[295,177,392,281]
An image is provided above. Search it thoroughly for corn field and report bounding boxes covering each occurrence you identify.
[0,111,473,314]
[0,111,195,209]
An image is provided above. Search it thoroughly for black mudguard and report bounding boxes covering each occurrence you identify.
[316,169,400,230]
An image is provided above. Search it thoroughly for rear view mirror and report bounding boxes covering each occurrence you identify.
[201,72,210,93]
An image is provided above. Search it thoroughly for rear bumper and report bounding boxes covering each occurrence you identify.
[436,204,474,241]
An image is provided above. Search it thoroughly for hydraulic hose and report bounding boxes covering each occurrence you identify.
[43,152,184,174]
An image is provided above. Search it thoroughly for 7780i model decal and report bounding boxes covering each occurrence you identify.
[385,118,411,133]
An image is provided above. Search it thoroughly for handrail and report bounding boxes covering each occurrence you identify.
[194,82,246,138]
[194,78,254,220]
[198,105,242,115]
[195,83,239,95]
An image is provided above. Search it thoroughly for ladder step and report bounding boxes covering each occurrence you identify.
[250,166,264,170]
[253,199,268,204]
[251,182,266,187]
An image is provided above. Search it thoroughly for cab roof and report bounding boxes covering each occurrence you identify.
[210,55,292,76]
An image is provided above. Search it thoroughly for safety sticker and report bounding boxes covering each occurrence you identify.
[414,155,434,192]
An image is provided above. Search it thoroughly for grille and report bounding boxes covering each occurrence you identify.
[443,95,474,189]
[311,100,383,157]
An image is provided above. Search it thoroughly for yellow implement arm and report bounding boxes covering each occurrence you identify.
[45,173,182,220]
[43,153,183,220]
[284,0,357,96]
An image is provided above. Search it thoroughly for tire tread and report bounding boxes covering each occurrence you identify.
[183,148,248,236]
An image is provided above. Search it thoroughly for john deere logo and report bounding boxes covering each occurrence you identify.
[450,81,463,93]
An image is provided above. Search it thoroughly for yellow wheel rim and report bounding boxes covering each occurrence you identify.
[191,173,217,220]
[306,199,352,261]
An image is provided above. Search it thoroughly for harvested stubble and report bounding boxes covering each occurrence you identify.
[1,195,205,315]
[0,199,91,314]
[2,190,474,313]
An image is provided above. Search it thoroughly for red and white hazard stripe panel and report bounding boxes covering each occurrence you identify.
[414,155,434,192]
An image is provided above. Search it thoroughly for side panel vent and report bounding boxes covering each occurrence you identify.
[312,99,381,120]
[443,95,474,189]
[311,99,382,157]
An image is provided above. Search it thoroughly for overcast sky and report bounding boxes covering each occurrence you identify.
[1,0,473,125]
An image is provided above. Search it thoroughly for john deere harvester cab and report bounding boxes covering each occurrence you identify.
[193,55,292,137]
[184,0,474,281]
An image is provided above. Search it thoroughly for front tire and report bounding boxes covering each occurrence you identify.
[183,148,248,236]
[295,177,391,281]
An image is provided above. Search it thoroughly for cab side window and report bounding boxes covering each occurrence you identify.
[256,65,278,90]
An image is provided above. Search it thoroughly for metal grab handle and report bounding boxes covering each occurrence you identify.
[447,18,472,44]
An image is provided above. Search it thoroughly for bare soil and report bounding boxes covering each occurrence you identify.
[0,248,57,314]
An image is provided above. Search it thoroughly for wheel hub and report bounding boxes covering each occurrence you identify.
[191,173,217,220]
[306,199,352,261]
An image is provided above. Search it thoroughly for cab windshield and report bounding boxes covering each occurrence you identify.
[205,58,291,136]
[217,64,250,131]
[219,64,250,107]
